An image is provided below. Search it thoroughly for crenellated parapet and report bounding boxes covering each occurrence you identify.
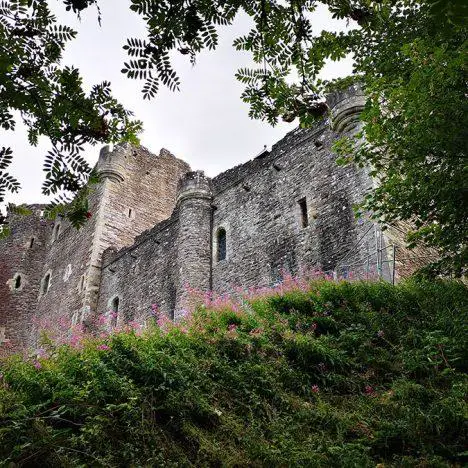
[176,170,212,205]
[328,84,366,133]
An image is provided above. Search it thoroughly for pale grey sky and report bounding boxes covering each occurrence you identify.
[2,1,352,207]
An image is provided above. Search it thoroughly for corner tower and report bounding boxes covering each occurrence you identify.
[0,144,191,353]
[0,205,53,354]
[83,144,190,316]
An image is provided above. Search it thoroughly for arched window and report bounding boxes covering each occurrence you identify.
[217,228,226,262]
[14,275,22,289]
[41,273,51,295]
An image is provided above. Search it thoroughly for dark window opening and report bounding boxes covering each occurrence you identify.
[128,208,132,218]
[217,228,226,262]
[29,238,35,248]
[298,198,308,228]
[111,297,119,327]
[15,275,22,289]
[42,273,50,295]
[79,275,85,291]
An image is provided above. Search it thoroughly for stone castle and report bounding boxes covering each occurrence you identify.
[0,86,425,353]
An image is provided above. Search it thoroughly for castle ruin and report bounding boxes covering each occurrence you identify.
[0,86,426,354]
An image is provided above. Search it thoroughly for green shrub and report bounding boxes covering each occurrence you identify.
[0,279,466,466]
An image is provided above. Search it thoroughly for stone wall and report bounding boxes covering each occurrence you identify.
[210,120,376,295]
[96,86,379,322]
[3,85,430,352]
[97,213,181,323]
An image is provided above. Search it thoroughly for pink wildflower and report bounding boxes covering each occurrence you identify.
[36,348,48,358]
[33,360,42,369]
[365,385,375,396]
[228,324,238,332]
[311,385,320,393]
[97,344,110,351]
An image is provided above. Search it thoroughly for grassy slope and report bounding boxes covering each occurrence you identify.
[0,280,467,467]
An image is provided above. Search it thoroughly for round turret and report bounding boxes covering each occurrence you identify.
[327,84,366,132]
[174,171,213,319]
[176,171,212,204]
[96,143,130,182]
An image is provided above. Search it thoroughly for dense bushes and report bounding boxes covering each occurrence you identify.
[0,280,467,466]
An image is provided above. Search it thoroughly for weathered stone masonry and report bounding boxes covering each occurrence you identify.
[96,85,379,323]
[1,85,427,352]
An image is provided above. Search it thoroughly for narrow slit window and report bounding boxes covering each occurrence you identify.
[128,208,132,218]
[217,228,226,262]
[29,238,35,248]
[42,273,50,295]
[15,275,22,289]
[298,198,308,228]
[53,224,61,241]
[111,297,119,327]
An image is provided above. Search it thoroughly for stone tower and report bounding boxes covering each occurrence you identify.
[174,171,213,318]
[0,205,52,355]
[0,144,190,353]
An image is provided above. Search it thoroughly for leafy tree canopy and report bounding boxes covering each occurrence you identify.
[0,0,142,226]
[1,0,466,274]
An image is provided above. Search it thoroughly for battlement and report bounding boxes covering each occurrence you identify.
[96,144,127,182]
[177,171,212,204]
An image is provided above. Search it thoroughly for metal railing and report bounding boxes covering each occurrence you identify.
[333,226,397,284]
[333,243,397,284]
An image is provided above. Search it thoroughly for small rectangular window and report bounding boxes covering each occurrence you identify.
[42,273,51,295]
[217,228,227,261]
[111,297,119,327]
[53,224,61,241]
[298,198,308,228]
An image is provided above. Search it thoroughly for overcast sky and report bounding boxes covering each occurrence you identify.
[2,0,352,207]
